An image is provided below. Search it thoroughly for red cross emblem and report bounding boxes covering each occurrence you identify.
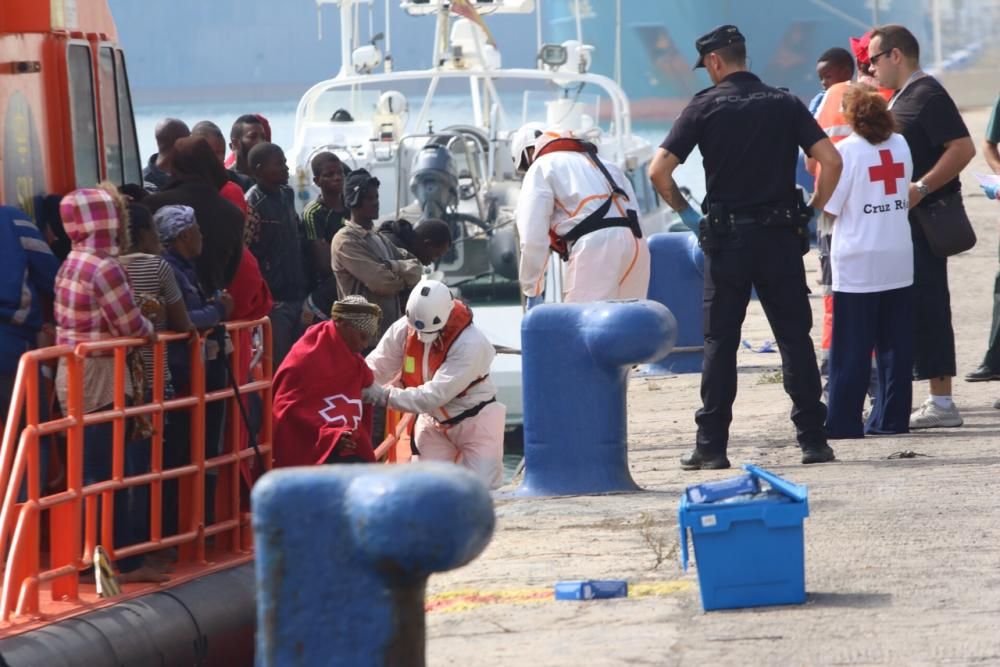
[868,149,905,195]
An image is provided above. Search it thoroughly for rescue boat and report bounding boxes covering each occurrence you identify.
[0,3,259,664]
[287,0,693,431]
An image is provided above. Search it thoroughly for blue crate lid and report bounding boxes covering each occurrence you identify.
[742,464,807,502]
[678,464,809,571]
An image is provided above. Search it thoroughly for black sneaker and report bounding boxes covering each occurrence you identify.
[680,449,731,471]
[964,365,1000,382]
[801,444,836,464]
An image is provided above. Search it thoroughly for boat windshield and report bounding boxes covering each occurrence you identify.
[302,75,622,139]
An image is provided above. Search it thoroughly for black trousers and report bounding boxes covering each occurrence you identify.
[695,225,827,456]
[911,227,956,380]
[826,287,913,439]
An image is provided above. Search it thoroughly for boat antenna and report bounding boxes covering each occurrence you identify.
[384,0,392,71]
[614,0,621,87]
[574,0,583,44]
[535,0,543,55]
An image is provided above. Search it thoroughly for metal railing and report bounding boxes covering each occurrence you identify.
[0,318,273,623]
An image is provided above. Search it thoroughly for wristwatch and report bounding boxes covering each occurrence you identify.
[914,180,930,196]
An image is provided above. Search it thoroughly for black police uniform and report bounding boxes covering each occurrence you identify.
[660,28,832,466]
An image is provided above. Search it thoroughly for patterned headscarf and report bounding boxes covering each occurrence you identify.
[331,295,382,340]
[153,205,197,243]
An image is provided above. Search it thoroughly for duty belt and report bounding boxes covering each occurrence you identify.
[729,205,801,227]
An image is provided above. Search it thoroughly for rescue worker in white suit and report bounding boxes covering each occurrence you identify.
[511,124,651,306]
[363,279,505,488]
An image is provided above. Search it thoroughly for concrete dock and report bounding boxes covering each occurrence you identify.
[425,105,1000,666]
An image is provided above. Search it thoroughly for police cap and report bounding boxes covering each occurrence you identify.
[693,25,745,69]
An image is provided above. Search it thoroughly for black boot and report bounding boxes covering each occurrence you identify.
[801,444,836,464]
[680,449,731,471]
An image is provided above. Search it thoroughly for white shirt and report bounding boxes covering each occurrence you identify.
[515,150,640,297]
[824,132,914,293]
[366,316,497,422]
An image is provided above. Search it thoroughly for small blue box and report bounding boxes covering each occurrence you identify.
[554,580,628,600]
[679,464,809,611]
[685,474,760,503]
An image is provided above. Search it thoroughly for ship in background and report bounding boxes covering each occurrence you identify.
[110,0,989,117]
[542,0,933,118]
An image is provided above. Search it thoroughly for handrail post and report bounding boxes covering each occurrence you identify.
[149,337,166,547]
[52,352,83,601]
[188,333,207,563]
[222,324,243,554]
[261,321,274,472]
[19,429,39,617]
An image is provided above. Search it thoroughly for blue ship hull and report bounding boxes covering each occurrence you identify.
[543,0,930,115]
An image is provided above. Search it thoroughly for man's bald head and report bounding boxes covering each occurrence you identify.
[154,118,191,154]
[191,120,227,164]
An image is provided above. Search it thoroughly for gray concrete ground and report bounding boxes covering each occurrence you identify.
[425,106,1000,666]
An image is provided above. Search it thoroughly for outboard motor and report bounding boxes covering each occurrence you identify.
[409,144,458,220]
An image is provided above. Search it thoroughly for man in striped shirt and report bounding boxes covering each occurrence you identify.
[0,205,59,418]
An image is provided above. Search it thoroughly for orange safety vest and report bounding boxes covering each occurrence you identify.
[814,81,898,178]
[401,300,474,388]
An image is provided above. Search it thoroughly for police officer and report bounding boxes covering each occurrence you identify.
[648,25,843,470]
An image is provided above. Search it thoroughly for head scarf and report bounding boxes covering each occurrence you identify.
[344,169,380,209]
[154,204,197,243]
[850,31,873,65]
[331,295,382,340]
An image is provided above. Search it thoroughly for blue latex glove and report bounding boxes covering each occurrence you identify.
[525,295,544,310]
[679,206,702,233]
[982,184,999,200]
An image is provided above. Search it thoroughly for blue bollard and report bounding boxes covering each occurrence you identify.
[645,232,705,375]
[517,300,677,496]
[252,463,495,667]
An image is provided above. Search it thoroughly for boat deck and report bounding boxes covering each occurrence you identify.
[0,550,252,636]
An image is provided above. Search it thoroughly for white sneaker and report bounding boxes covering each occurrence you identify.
[909,399,963,429]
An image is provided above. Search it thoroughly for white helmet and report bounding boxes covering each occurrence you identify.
[509,122,546,173]
[406,279,454,343]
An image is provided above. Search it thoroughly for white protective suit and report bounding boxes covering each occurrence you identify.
[515,147,651,302]
[366,317,506,488]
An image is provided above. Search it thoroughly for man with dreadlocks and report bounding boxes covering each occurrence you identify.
[331,169,423,340]
[272,295,383,466]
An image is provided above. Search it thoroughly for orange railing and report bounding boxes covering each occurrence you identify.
[0,318,273,627]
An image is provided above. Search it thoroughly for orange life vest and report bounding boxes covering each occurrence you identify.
[401,300,474,388]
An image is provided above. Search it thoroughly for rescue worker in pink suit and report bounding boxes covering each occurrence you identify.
[511,124,651,306]
[364,279,505,489]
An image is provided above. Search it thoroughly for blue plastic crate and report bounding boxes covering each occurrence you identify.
[678,464,809,611]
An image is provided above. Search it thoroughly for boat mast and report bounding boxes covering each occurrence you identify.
[337,0,354,77]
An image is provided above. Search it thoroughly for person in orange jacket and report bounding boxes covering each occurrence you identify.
[364,279,505,488]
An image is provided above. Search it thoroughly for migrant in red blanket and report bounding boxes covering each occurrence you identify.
[272,320,374,466]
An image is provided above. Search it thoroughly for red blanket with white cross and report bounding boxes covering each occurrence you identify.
[271,321,374,466]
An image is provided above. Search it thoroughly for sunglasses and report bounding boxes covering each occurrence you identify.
[869,49,893,65]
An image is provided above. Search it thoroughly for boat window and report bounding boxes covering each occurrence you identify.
[628,163,652,214]
[67,44,100,187]
[114,51,142,185]
[98,47,122,184]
